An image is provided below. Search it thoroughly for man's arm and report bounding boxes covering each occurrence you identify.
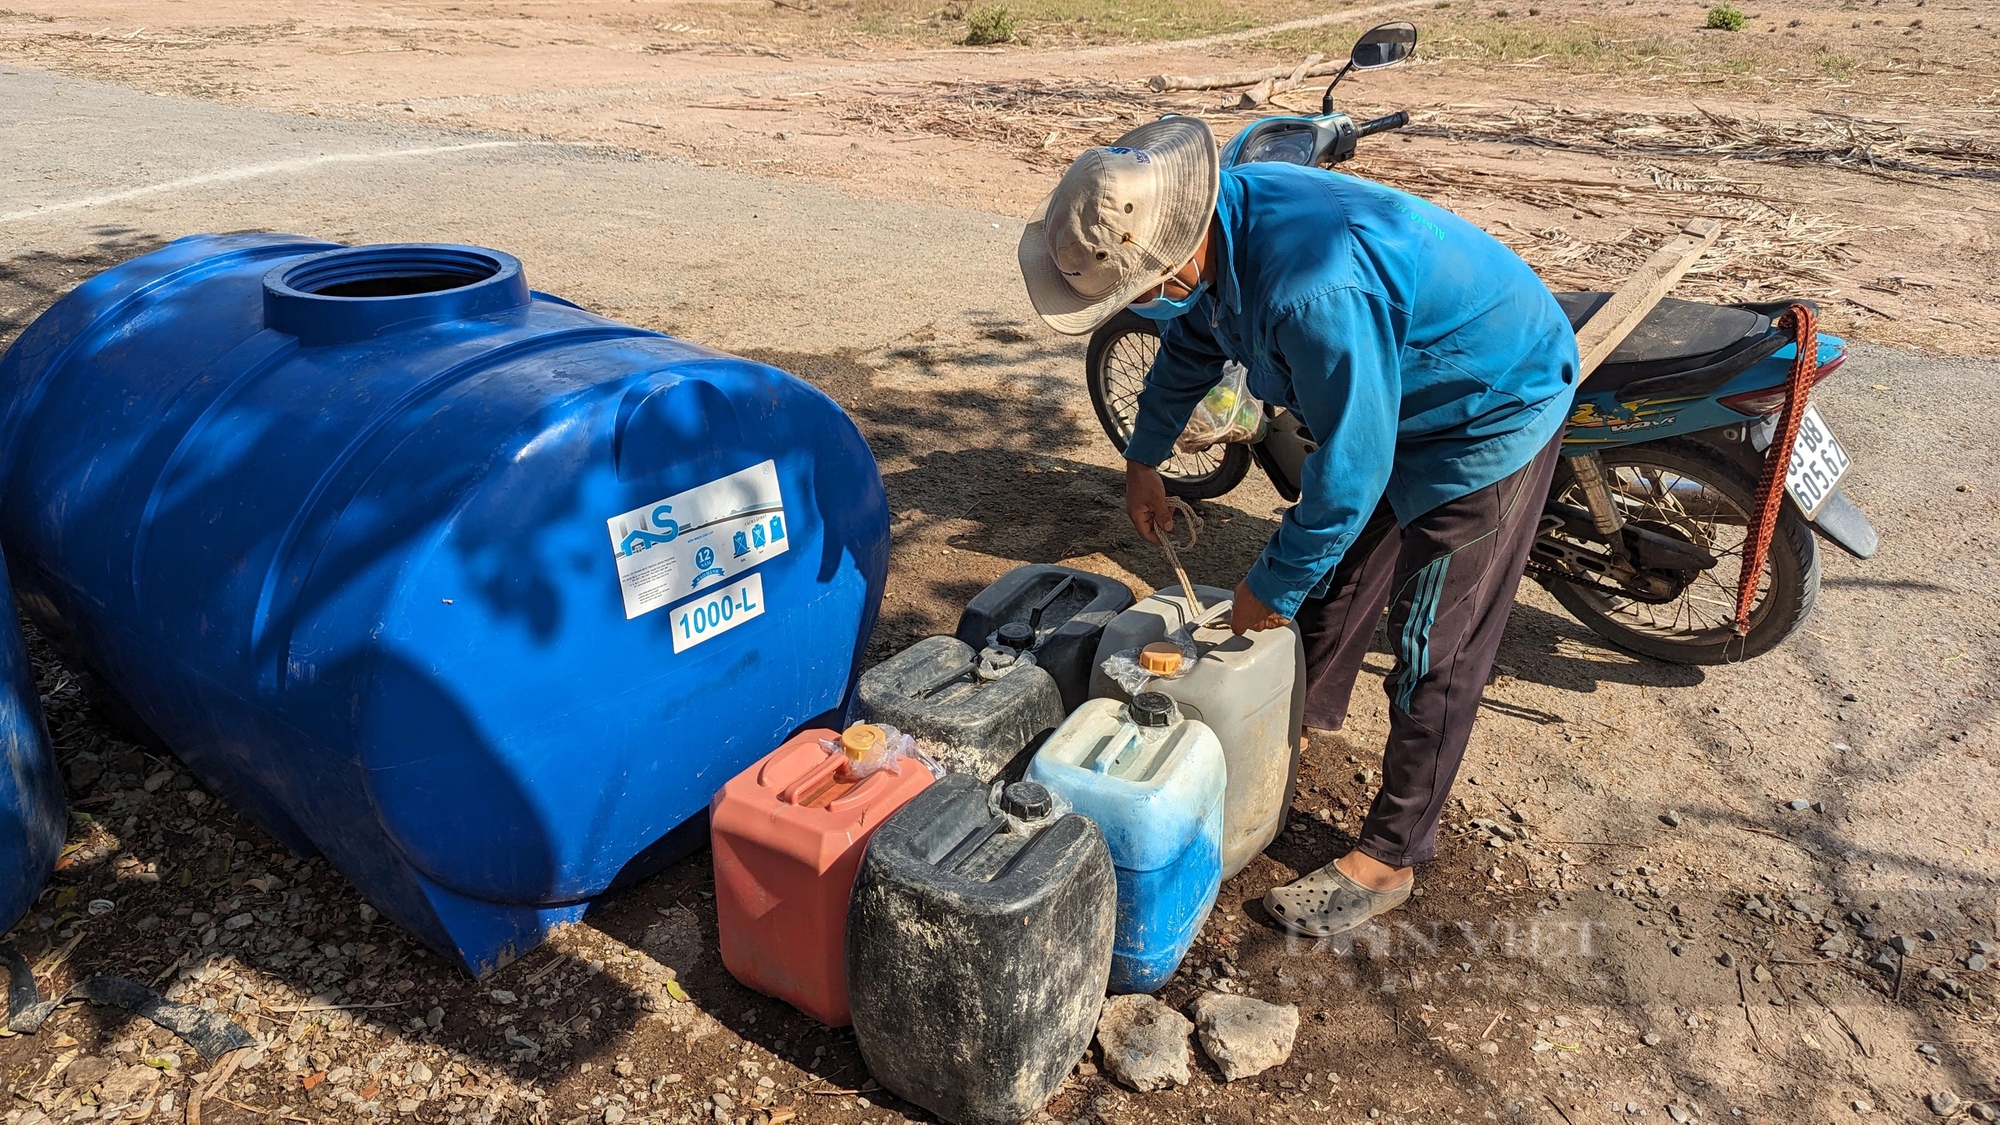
[1242,289,1402,620]
[1121,314,1230,468]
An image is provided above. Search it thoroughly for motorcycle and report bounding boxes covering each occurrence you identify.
[1083,21,1878,665]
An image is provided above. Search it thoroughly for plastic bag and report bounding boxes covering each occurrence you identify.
[1176,361,1266,453]
[819,723,945,779]
[1097,628,1198,697]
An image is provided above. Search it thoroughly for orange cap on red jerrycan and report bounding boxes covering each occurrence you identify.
[711,726,934,1026]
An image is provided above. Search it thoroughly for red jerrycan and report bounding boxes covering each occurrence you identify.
[711,725,934,1025]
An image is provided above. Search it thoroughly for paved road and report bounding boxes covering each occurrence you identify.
[0,66,1051,366]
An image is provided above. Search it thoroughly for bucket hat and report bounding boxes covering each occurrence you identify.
[1018,117,1221,336]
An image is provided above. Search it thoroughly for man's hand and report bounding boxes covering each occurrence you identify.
[1125,460,1174,546]
[1231,579,1291,634]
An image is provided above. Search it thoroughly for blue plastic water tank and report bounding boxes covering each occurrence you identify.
[0,234,889,973]
[1,548,64,934]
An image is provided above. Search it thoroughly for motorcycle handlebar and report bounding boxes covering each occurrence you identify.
[1355,111,1410,138]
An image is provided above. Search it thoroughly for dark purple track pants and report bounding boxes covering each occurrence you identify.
[1293,433,1562,868]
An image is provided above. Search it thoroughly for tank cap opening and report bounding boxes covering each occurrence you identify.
[995,622,1035,651]
[1130,691,1176,728]
[263,244,531,347]
[1000,781,1053,821]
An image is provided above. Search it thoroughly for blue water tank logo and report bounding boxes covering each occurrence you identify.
[770,515,785,542]
[751,523,767,549]
[618,503,679,557]
[732,530,749,557]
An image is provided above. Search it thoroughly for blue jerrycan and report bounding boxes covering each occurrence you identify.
[1028,690,1224,993]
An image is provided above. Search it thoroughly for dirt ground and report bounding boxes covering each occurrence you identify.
[2,3,2000,1125]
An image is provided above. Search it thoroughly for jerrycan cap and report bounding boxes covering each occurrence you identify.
[840,724,886,762]
[996,622,1035,651]
[1000,781,1054,821]
[1138,641,1184,675]
[1130,691,1177,728]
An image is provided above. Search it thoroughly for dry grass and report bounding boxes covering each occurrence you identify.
[834,78,1161,160]
[1404,102,2000,181]
[831,82,1938,298]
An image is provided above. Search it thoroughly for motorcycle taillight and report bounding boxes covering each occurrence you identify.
[1719,351,1845,416]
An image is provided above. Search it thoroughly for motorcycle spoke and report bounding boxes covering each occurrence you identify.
[1560,458,1775,645]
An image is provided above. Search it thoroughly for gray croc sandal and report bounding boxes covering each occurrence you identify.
[1264,862,1413,938]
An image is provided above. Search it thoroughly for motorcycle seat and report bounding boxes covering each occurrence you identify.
[1557,292,1781,394]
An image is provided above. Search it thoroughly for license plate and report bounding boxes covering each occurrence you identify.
[1784,405,1849,519]
[670,573,764,654]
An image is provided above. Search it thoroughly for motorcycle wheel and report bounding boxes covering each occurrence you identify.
[1085,310,1251,501]
[1542,439,1819,665]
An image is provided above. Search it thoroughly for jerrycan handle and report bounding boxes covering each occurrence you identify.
[912,658,980,698]
[1026,574,1075,634]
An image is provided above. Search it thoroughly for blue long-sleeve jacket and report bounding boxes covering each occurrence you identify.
[1123,163,1580,618]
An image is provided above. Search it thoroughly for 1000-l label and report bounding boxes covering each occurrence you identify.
[671,573,764,653]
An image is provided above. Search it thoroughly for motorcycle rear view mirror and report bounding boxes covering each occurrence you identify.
[1322,21,1417,114]
[1351,21,1417,69]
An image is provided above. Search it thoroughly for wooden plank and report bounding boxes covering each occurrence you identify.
[1574,218,1722,377]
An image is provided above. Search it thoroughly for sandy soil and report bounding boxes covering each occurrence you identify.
[1,5,1999,1125]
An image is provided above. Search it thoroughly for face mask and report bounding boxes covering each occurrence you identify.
[1130,256,1206,321]
[1130,280,1209,321]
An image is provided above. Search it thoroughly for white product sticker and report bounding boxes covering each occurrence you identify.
[606,460,789,620]
[671,573,765,653]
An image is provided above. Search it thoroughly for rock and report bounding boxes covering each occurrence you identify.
[1868,949,1898,973]
[1928,1091,1961,1116]
[489,990,517,1005]
[1715,951,1735,968]
[1816,936,1850,955]
[1641,1033,1663,1047]
[1919,929,1940,942]
[1969,1103,1997,1122]
[1970,939,1997,957]
[1668,1107,1691,1124]
[425,1006,444,1029]
[1476,1041,1499,1055]
[1751,964,1772,983]
[64,1057,117,1089]
[1966,954,1990,972]
[358,904,379,923]
[1917,1043,1939,1059]
[1095,994,1192,1092]
[1890,935,1917,956]
[614,1060,635,1078]
[1786,798,1810,811]
[603,1107,626,1124]
[1190,994,1299,1082]
[1853,1099,1872,1112]
[100,1065,155,1105]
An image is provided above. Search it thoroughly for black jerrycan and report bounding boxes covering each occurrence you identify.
[847,773,1116,1125]
[857,635,1065,781]
[955,564,1134,713]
